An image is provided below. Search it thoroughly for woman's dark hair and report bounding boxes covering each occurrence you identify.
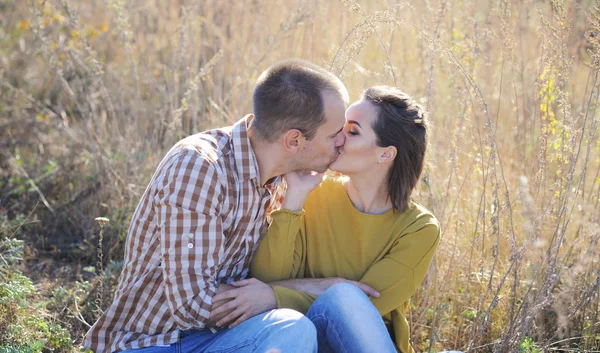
[363,86,428,212]
[252,59,349,142]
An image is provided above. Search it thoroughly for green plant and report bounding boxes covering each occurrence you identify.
[0,216,73,352]
[519,336,540,353]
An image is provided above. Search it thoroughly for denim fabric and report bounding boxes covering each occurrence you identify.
[306,283,397,353]
[118,308,317,353]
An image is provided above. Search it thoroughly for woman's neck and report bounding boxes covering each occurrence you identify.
[344,170,391,215]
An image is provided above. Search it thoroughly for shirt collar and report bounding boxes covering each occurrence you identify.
[230,115,282,188]
[231,115,260,183]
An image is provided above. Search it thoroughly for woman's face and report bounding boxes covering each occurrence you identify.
[329,99,387,174]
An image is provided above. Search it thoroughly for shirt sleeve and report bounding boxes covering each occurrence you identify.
[250,209,306,282]
[360,218,440,317]
[154,150,225,330]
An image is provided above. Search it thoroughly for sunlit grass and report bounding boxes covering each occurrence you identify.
[0,0,599,352]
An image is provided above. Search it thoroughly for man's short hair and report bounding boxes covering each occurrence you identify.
[252,59,349,142]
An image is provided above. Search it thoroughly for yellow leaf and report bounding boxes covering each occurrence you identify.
[17,20,30,30]
[52,13,66,23]
[36,113,50,122]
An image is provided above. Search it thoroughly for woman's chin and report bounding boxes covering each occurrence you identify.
[328,161,343,173]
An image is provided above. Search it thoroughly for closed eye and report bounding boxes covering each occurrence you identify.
[343,125,358,136]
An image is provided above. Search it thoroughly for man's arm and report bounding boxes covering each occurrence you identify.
[209,277,379,328]
[208,279,278,328]
[156,151,226,330]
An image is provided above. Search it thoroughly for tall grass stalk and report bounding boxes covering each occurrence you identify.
[0,0,598,351]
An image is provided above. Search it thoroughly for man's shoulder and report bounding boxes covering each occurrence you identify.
[175,126,234,161]
[152,126,236,188]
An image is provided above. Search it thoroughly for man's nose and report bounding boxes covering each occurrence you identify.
[334,132,346,147]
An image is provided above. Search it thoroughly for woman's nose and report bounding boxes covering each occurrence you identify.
[334,132,346,147]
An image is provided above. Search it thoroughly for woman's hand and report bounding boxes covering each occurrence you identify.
[283,171,324,211]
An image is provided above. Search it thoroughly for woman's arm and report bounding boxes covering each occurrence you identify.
[249,173,318,314]
[250,171,324,282]
[360,220,440,316]
[250,209,307,282]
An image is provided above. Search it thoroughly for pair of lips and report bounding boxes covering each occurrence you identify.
[331,149,343,163]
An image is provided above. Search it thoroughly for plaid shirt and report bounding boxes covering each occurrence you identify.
[84,116,284,353]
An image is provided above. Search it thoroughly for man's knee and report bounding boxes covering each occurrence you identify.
[258,309,316,352]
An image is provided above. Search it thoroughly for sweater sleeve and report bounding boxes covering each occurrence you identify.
[251,209,315,313]
[360,218,440,316]
[271,285,317,314]
[250,209,307,282]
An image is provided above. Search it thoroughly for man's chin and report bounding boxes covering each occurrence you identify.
[313,165,329,173]
[326,156,341,171]
[328,162,343,173]
[311,155,340,173]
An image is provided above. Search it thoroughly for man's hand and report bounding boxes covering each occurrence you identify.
[206,283,235,328]
[271,277,380,298]
[209,278,277,329]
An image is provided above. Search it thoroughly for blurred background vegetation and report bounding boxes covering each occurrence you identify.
[1,0,599,352]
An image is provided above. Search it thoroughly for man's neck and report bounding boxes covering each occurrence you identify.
[248,128,286,186]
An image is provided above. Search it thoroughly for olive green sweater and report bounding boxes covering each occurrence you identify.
[251,176,440,353]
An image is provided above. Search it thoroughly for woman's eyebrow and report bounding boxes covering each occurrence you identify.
[348,120,362,127]
[330,127,344,137]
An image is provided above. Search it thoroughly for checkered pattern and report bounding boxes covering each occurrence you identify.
[84,116,284,353]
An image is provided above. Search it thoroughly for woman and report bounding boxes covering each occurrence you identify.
[250,86,440,353]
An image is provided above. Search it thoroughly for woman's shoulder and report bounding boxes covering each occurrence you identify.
[408,200,437,219]
[396,201,440,234]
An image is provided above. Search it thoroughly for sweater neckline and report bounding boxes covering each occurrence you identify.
[338,179,395,217]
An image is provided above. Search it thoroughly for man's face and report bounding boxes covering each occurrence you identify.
[297,91,347,172]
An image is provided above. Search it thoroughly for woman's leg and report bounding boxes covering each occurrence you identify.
[306,282,397,353]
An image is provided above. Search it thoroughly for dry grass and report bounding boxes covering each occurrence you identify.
[1,0,599,352]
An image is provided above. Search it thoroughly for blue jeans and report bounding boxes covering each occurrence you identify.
[306,283,397,353]
[119,308,317,353]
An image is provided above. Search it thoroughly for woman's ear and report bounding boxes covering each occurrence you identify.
[379,146,397,164]
[281,129,305,152]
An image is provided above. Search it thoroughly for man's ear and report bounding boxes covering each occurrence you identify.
[379,146,397,164]
[281,129,306,152]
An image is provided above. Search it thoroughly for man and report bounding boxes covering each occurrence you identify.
[84,59,349,353]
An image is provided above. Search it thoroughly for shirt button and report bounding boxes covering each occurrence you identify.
[187,233,194,239]
[187,243,193,249]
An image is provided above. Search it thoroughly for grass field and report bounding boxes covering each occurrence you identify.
[1,0,599,352]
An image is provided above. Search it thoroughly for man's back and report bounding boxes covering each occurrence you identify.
[84,116,282,353]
